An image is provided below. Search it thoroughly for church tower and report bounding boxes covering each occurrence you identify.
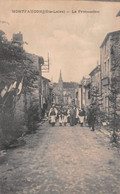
[58,70,63,103]
[58,70,63,89]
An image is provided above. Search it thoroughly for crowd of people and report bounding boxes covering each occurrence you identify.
[48,104,96,131]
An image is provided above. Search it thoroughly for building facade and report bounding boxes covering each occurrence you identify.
[89,65,101,106]
[100,30,120,114]
[77,77,91,110]
[26,53,52,112]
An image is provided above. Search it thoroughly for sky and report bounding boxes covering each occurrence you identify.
[0,0,120,83]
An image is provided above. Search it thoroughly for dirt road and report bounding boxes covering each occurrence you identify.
[0,122,120,194]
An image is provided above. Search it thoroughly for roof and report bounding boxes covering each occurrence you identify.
[41,76,50,82]
[100,30,120,48]
[53,82,79,88]
[63,82,79,88]
[89,65,101,77]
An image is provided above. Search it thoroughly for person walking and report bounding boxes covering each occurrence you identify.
[75,106,79,125]
[48,104,58,124]
[67,107,71,123]
[87,105,96,131]
[63,108,68,126]
[58,106,63,126]
[79,109,84,127]
[70,106,75,126]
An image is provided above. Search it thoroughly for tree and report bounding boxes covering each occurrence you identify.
[0,30,39,147]
[90,86,103,128]
[108,43,120,143]
[0,30,39,107]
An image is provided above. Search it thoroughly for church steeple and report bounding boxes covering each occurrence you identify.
[58,70,63,92]
[59,70,63,83]
[58,70,63,103]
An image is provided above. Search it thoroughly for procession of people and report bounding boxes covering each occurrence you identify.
[48,103,95,130]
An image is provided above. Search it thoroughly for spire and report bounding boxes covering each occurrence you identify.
[58,70,63,101]
[59,70,63,83]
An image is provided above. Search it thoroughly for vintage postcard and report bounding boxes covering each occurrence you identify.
[0,0,120,193]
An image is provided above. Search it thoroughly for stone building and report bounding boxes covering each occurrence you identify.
[89,65,101,104]
[25,53,52,112]
[89,65,101,94]
[77,77,91,110]
[41,76,53,110]
[100,30,120,114]
[14,52,52,119]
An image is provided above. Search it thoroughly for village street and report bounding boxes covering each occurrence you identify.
[0,122,120,194]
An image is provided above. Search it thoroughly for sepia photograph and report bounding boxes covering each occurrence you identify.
[0,0,120,193]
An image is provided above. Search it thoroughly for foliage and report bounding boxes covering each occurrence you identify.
[27,100,40,133]
[0,111,25,149]
[0,30,40,148]
[107,42,120,143]
[0,30,39,89]
[90,86,103,127]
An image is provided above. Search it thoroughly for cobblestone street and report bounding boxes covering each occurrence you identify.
[0,122,120,194]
